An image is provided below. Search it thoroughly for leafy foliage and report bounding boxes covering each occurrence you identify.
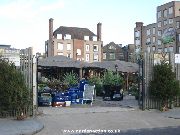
[149,61,180,106]
[102,70,123,86]
[88,76,103,96]
[63,71,79,86]
[0,59,30,111]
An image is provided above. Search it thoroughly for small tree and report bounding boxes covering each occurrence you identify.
[149,61,180,109]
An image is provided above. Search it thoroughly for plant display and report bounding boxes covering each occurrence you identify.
[102,70,123,86]
[63,71,79,87]
[88,76,103,96]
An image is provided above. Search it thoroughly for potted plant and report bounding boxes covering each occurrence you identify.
[63,71,79,88]
[102,70,123,100]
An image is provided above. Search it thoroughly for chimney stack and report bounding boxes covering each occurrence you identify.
[49,18,54,56]
[97,22,102,41]
[135,22,143,28]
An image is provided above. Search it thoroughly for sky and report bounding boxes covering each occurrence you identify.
[0,0,174,54]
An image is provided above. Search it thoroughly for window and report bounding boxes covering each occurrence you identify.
[158,48,162,53]
[84,36,89,40]
[93,36,97,41]
[147,47,150,52]
[65,34,71,39]
[57,52,63,55]
[146,29,151,36]
[153,27,156,34]
[158,39,162,45]
[135,31,140,37]
[109,45,116,50]
[177,22,180,29]
[169,46,173,52]
[93,45,98,51]
[57,34,62,39]
[153,37,156,43]
[158,22,161,27]
[158,30,162,36]
[67,43,71,50]
[58,43,63,50]
[163,9,167,18]
[93,54,98,61]
[152,46,156,51]
[86,44,89,51]
[164,20,168,26]
[86,54,90,61]
[67,53,71,58]
[157,11,161,18]
[178,34,180,41]
[109,53,115,59]
[169,7,173,14]
[169,19,173,24]
[103,53,106,59]
[164,47,167,52]
[146,38,150,44]
[77,49,81,55]
[135,39,140,45]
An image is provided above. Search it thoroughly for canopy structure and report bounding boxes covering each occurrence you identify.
[38,55,138,73]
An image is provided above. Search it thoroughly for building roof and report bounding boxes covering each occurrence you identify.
[53,26,96,40]
[38,56,138,73]
[0,44,11,49]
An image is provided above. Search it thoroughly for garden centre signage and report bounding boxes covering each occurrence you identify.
[175,54,180,64]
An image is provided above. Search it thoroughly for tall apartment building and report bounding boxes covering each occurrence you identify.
[134,1,180,56]
[45,18,103,63]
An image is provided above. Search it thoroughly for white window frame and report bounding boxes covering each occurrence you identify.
[86,54,90,62]
[158,30,162,36]
[169,7,173,14]
[146,29,151,36]
[86,44,89,51]
[135,39,140,45]
[109,53,115,59]
[164,20,168,26]
[153,37,156,43]
[103,53,106,59]
[84,36,89,40]
[153,27,155,34]
[157,11,161,18]
[67,43,71,51]
[158,22,161,27]
[177,22,180,29]
[77,49,81,55]
[135,31,140,37]
[57,34,62,39]
[158,39,162,45]
[93,54,98,61]
[58,43,63,50]
[152,46,156,51]
[164,48,167,52]
[65,34,71,39]
[169,19,173,24]
[163,9,167,18]
[93,45,98,52]
[169,46,173,52]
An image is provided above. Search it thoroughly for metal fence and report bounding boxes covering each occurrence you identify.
[0,47,35,118]
[0,106,33,118]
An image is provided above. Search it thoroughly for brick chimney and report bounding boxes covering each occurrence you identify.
[49,18,54,56]
[135,22,143,28]
[97,22,102,41]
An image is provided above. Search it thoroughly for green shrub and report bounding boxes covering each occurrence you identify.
[63,71,79,86]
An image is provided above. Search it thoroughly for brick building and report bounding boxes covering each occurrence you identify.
[45,18,103,63]
[134,1,180,56]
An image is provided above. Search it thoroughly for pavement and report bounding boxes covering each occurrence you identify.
[0,95,179,135]
[0,118,43,135]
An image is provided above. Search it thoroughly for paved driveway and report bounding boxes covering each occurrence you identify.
[35,97,180,135]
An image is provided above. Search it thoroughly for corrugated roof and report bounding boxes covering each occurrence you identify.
[38,56,138,73]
